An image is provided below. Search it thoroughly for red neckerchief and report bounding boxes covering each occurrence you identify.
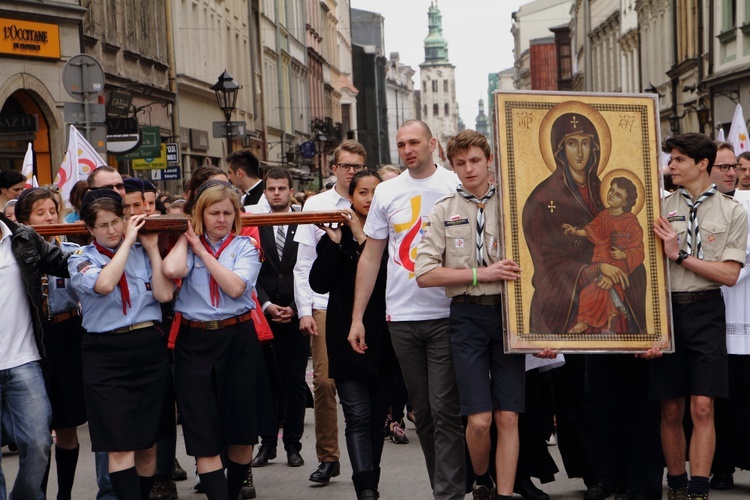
[199,233,235,306]
[93,239,131,315]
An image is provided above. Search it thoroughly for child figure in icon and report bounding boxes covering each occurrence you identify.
[562,177,644,334]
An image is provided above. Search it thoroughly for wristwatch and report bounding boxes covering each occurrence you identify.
[675,250,689,265]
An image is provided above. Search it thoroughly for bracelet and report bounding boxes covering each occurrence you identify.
[472,267,477,286]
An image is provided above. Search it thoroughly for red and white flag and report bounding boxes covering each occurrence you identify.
[55,125,105,207]
[22,142,34,188]
[728,103,749,154]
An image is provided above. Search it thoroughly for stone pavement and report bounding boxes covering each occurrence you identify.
[4,389,750,498]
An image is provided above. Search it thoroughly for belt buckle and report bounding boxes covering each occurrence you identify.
[203,320,222,331]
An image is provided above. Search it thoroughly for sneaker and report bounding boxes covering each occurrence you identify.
[668,487,688,500]
[472,479,496,500]
[149,477,178,500]
[687,495,709,500]
[172,458,188,481]
[389,421,409,444]
[240,467,256,499]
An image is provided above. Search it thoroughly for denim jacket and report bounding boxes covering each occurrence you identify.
[0,213,70,357]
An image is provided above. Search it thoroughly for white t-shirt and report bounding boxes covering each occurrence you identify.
[0,221,40,370]
[293,187,351,316]
[364,166,459,321]
[724,189,750,354]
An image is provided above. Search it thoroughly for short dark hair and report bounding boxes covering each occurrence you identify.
[69,180,90,211]
[264,167,293,188]
[81,196,124,227]
[87,165,119,188]
[399,119,433,139]
[446,130,491,163]
[739,151,750,162]
[714,141,735,153]
[611,177,638,213]
[663,133,717,174]
[226,149,260,179]
[185,166,226,215]
[0,169,25,189]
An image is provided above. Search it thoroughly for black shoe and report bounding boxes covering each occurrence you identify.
[309,461,341,484]
[584,482,614,500]
[172,458,187,481]
[287,450,304,467]
[240,467,256,499]
[358,490,378,500]
[251,445,276,467]
[514,477,549,500]
[710,472,734,490]
[149,477,178,500]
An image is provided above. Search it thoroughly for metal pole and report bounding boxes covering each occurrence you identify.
[226,117,233,155]
[318,139,324,191]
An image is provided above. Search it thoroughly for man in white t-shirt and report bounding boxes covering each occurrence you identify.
[293,140,367,484]
[349,120,466,499]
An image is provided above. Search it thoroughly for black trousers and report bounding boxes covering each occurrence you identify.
[258,319,310,452]
[713,354,750,473]
[586,354,664,498]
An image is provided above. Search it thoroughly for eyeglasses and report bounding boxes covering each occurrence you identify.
[91,183,125,191]
[93,217,124,231]
[715,163,740,172]
[335,163,366,172]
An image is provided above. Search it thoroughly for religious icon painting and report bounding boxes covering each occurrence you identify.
[494,91,673,353]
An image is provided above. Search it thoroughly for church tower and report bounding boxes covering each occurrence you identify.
[419,1,458,167]
[475,97,490,141]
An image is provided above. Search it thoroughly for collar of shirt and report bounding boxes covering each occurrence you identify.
[0,220,11,242]
[246,179,262,195]
[204,232,231,251]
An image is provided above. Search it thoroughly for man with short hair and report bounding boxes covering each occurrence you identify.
[736,151,750,191]
[710,142,739,195]
[226,149,265,207]
[122,178,146,219]
[651,132,748,500]
[349,120,466,499]
[87,166,126,198]
[253,168,308,470]
[414,130,526,500]
[293,139,367,484]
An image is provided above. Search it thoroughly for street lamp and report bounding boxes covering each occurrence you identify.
[211,70,241,154]
[696,103,711,132]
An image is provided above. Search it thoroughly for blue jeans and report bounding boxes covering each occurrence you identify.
[95,452,116,500]
[0,361,52,500]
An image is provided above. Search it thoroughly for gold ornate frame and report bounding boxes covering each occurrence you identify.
[495,91,673,353]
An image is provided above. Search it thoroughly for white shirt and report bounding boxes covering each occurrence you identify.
[364,166,459,321]
[0,220,40,370]
[293,186,351,316]
[724,189,750,354]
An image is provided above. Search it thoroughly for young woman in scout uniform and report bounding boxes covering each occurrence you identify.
[67,189,174,500]
[162,181,262,500]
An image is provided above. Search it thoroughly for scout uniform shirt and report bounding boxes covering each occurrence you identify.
[664,187,747,292]
[415,188,502,298]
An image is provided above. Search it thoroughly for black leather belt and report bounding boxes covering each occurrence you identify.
[451,294,502,306]
[181,311,254,331]
[102,321,156,334]
[671,289,722,304]
[51,309,80,324]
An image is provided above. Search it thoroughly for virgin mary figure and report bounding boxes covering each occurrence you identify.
[521,102,646,335]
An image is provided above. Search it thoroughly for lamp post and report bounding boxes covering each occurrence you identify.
[211,70,241,154]
[314,131,327,191]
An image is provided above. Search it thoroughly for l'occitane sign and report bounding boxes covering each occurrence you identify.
[0,19,60,59]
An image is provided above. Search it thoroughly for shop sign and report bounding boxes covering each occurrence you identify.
[132,143,167,170]
[0,18,60,59]
[0,113,37,133]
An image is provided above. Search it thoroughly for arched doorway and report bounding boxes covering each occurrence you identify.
[0,90,52,184]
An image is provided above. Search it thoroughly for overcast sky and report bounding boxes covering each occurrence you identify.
[350,0,527,129]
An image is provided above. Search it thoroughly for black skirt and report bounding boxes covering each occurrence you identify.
[82,326,170,452]
[174,320,259,457]
[42,315,87,429]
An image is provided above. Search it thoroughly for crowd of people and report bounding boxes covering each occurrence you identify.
[0,122,749,500]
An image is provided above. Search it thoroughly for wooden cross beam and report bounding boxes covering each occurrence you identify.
[31,211,348,237]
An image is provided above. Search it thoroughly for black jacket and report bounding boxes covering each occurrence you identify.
[0,213,70,357]
[256,222,298,312]
[309,226,397,380]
